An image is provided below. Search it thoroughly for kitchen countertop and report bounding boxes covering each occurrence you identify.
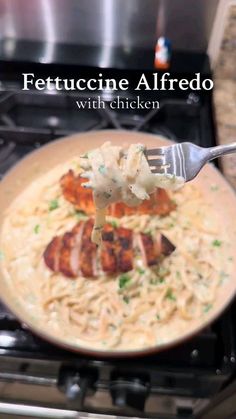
[214,79,236,189]
[213,5,236,190]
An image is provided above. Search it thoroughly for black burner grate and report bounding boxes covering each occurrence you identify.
[0,89,215,178]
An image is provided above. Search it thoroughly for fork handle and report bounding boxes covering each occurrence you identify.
[208,142,236,160]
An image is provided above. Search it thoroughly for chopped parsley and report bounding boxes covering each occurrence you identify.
[150,277,165,285]
[0,251,4,260]
[98,164,107,175]
[156,314,161,320]
[109,220,118,228]
[138,145,145,152]
[123,296,130,304]
[49,199,59,211]
[203,303,213,313]
[34,224,40,234]
[165,289,176,301]
[228,257,233,262]
[144,230,152,237]
[119,274,131,289]
[168,223,175,228]
[137,267,145,275]
[212,239,222,247]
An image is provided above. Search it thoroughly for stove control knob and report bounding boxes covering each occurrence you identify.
[58,367,97,407]
[110,378,149,411]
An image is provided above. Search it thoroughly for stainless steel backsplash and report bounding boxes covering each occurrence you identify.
[0,0,219,52]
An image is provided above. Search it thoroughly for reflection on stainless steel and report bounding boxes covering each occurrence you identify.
[0,0,219,53]
[100,0,115,68]
[40,0,56,63]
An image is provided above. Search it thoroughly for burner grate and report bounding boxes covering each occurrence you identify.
[0,90,213,145]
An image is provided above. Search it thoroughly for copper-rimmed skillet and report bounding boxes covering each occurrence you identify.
[0,130,236,358]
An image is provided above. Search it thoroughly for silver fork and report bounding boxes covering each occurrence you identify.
[146,142,236,181]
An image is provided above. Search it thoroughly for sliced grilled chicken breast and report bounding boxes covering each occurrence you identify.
[43,236,62,272]
[100,224,117,274]
[60,170,176,217]
[44,219,175,279]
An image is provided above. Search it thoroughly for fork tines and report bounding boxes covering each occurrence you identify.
[145,148,165,156]
[145,148,167,173]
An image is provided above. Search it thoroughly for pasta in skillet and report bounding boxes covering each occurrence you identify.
[0,156,231,351]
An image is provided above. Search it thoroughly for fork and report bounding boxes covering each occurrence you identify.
[146,142,236,181]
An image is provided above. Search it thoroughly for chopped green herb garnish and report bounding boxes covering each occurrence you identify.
[212,239,222,247]
[119,274,131,289]
[150,277,165,285]
[228,257,233,262]
[137,267,145,275]
[34,224,40,234]
[0,251,4,261]
[144,230,152,237]
[168,223,175,228]
[203,303,213,313]
[49,199,59,211]
[123,296,130,304]
[156,314,161,320]
[165,289,176,301]
[98,164,107,175]
[138,145,145,152]
[109,220,118,228]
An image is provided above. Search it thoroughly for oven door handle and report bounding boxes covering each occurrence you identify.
[0,402,136,419]
[0,402,79,418]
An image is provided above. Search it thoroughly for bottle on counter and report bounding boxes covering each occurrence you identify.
[154,37,171,70]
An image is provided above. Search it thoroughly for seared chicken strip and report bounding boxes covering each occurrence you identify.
[60,170,176,217]
[100,224,117,274]
[44,219,175,278]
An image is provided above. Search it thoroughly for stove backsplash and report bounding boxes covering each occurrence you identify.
[0,0,219,57]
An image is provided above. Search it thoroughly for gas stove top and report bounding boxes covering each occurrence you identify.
[0,88,214,178]
[0,70,235,418]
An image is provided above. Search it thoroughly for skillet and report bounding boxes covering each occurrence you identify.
[0,130,235,357]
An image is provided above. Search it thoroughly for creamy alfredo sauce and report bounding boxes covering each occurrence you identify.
[80,142,184,244]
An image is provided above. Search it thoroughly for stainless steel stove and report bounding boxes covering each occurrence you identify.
[0,59,235,419]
